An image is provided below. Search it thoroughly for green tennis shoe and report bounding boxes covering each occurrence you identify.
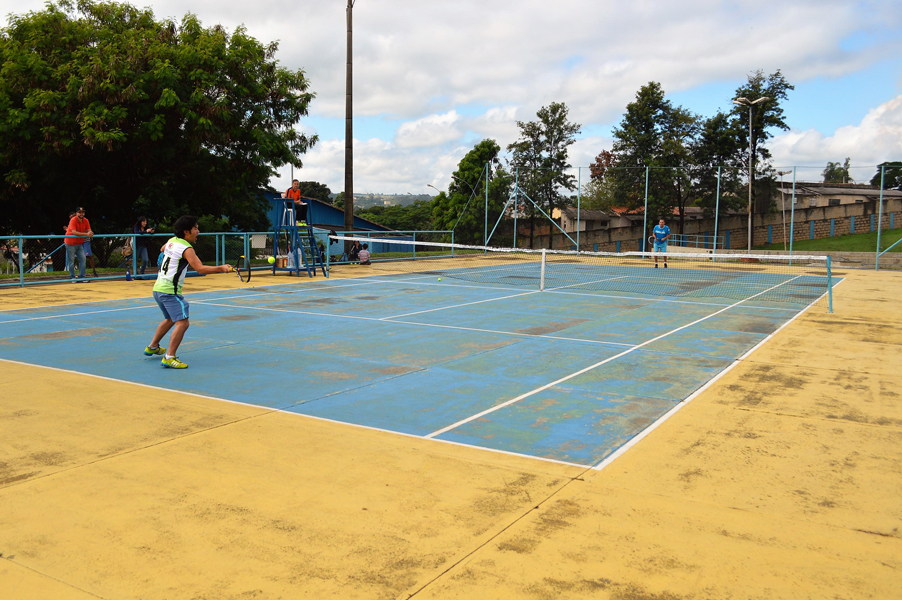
[144,345,166,356]
[161,356,188,369]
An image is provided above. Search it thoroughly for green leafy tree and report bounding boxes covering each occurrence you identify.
[507,102,580,248]
[609,82,699,233]
[690,111,745,217]
[0,0,316,236]
[870,162,902,188]
[358,200,435,231]
[823,158,853,184]
[730,70,794,213]
[432,139,512,245]
[296,181,333,203]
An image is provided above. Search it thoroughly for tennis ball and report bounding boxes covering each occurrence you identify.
[438,277,442,281]
[268,256,275,264]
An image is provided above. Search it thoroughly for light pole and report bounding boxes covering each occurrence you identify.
[733,96,770,251]
[777,170,791,250]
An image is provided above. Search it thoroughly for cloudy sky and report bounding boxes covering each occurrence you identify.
[3,0,902,194]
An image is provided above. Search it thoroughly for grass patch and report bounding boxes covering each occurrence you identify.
[754,228,902,253]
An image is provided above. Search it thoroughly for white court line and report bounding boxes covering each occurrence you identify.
[425,274,805,439]
[194,299,637,349]
[0,303,158,324]
[380,289,540,320]
[589,280,841,470]
[0,357,591,470]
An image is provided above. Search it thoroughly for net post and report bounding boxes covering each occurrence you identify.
[18,235,24,286]
[827,256,833,313]
[876,164,885,270]
[540,249,546,291]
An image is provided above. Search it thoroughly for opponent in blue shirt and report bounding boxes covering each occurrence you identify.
[652,219,671,268]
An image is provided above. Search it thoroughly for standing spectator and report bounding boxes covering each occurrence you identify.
[358,243,371,266]
[282,179,308,225]
[133,216,155,276]
[144,215,232,369]
[65,207,93,280]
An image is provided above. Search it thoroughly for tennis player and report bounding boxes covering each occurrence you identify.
[144,216,231,369]
[652,218,671,268]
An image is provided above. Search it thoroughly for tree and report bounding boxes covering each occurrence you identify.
[870,162,902,189]
[296,181,333,204]
[690,111,745,217]
[507,102,580,248]
[609,82,699,233]
[358,200,434,231]
[432,139,512,245]
[0,1,316,236]
[823,158,853,184]
[729,70,794,213]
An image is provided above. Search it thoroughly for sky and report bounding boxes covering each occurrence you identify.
[3,0,902,194]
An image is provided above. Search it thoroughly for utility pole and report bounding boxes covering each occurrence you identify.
[344,0,356,236]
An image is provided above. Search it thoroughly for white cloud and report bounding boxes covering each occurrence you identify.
[2,0,901,193]
[770,96,902,173]
[395,111,463,148]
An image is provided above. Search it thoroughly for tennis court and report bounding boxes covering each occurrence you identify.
[0,247,835,467]
[3,249,901,600]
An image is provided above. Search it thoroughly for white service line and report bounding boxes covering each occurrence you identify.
[380,289,540,320]
[0,303,157,324]
[425,274,805,439]
[194,298,637,349]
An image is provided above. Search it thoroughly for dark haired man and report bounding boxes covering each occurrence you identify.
[144,216,231,369]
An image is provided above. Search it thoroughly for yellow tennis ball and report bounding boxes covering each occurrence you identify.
[438,277,442,281]
[268,256,275,264]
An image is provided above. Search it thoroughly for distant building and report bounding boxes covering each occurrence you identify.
[776,182,902,209]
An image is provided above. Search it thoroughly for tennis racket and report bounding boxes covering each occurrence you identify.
[234,255,251,283]
[648,235,656,246]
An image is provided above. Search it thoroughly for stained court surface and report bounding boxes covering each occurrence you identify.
[1,266,899,599]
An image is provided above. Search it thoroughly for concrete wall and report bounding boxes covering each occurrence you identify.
[527,198,902,255]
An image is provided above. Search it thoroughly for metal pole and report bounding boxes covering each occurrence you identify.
[747,104,753,252]
[714,166,721,256]
[484,162,489,247]
[827,256,833,313]
[513,167,519,249]
[18,235,24,286]
[343,0,355,239]
[642,167,649,252]
[576,167,583,254]
[876,164,885,270]
[789,167,796,259]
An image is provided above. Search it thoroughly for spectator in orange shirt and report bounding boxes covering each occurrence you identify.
[65,207,93,280]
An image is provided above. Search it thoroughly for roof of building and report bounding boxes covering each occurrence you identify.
[776,182,902,198]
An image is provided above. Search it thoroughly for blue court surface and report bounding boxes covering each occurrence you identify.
[0,271,827,467]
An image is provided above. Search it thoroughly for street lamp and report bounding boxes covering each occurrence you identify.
[733,96,770,251]
[426,184,441,195]
[450,174,478,198]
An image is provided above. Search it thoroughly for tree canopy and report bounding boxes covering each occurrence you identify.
[606,72,793,231]
[432,139,512,245]
[507,102,580,247]
[823,158,853,184]
[869,162,902,189]
[0,0,316,235]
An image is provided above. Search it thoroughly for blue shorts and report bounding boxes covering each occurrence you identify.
[83,239,92,256]
[653,241,667,252]
[153,291,189,322]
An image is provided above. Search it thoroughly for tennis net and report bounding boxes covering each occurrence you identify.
[330,235,834,308]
